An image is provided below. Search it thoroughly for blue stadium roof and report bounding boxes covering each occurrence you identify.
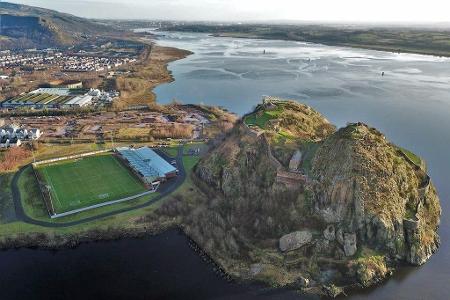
[117,147,177,181]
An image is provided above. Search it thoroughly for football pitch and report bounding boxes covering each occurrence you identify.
[35,154,147,214]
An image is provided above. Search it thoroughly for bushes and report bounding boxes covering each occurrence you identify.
[0,147,31,171]
[355,254,389,287]
[150,123,194,139]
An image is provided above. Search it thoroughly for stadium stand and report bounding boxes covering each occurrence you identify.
[117,147,178,184]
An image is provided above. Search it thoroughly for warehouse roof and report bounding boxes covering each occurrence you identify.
[30,88,71,96]
[117,147,177,181]
[64,95,93,106]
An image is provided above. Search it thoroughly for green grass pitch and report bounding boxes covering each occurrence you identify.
[35,154,147,214]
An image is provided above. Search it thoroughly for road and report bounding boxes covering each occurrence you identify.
[10,146,186,228]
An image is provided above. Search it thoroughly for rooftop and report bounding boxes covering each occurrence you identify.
[117,147,177,181]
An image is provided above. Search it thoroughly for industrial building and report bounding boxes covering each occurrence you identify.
[1,87,93,109]
[60,80,83,89]
[117,147,178,186]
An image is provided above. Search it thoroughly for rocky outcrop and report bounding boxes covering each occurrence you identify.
[279,231,313,252]
[187,101,441,296]
[323,225,336,241]
[310,123,441,265]
[343,233,357,256]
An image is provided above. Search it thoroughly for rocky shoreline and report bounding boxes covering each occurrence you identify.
[183,98,441,297]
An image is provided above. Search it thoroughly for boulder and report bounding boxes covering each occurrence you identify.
[249,263,264,276]
[314,239,333,256]
[323,225,336,241]
[344,233,357,256]
[279,231,313,252]
[336,227,344,245]
[322,284,344,298]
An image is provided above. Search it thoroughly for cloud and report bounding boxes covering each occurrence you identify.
[9,0,450,23]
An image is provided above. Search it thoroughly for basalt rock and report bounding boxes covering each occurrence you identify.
[279,231,313,252]
[187,100,441,296]
[310,123,441,265]
[343,233,357,257]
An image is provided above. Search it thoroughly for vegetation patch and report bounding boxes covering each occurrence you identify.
[0,173,16,223]
[300,141,321,175]
[244,108,282,129]
[355,248,389,287]
[161,146,178,158]
[398,147,422,167]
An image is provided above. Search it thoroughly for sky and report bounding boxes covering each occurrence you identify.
[8,0,450,23]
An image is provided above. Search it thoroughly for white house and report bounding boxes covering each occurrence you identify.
[0,125,42,148]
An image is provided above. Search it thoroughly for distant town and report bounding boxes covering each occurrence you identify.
[0,48,137,72]
[1,83,120,109]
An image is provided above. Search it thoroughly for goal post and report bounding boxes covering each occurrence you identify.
[32,165,56,216]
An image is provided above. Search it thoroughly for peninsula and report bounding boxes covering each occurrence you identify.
[0,2,443,297]
[166,97,441,297]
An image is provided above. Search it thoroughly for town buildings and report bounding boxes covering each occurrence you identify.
[0,124,42,148]
[0,50,137,72]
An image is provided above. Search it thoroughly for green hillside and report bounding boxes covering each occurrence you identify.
[0,2,115,49]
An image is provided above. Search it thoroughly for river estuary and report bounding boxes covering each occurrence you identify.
[155,32,450,299]
[2,32,450,299]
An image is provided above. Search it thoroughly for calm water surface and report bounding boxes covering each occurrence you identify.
[1,32,450,299]
[0,230,311,300]
[154,32,450,299]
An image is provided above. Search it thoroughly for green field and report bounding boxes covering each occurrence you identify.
[244,109,282,129]
[36,154,147,214]
[398,147,422,167]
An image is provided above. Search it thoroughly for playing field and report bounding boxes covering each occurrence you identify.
[35,154,147,214]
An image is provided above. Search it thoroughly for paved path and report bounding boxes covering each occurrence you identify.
[10,146,186,228]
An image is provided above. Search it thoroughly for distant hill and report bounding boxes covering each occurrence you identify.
[163,23,450,57]
[0,2,115,49]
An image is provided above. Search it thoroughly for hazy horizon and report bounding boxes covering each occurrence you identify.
[7,0,450,24]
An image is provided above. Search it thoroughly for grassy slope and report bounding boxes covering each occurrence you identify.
[398,147,422,167]
[0,2,114,49]
[244,109,282,129]
[161,147,179,158]
[36,154,146,213]
[0,173,16,223]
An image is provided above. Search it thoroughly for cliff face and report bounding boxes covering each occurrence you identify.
[310,124,440,265]
[182,99,441,296]
[194,101,333,243]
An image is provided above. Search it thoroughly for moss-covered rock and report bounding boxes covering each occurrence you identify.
[310,122,441,265]
[178,99,441,296]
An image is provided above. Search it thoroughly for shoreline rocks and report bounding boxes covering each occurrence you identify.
[279,231,313,252]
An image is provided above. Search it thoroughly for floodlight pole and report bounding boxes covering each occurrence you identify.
[31,146,36,163]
